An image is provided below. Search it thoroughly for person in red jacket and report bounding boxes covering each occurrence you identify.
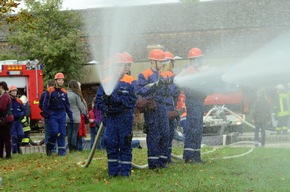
[0,81,14,159]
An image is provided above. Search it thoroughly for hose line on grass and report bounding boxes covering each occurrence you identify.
[78,123,105,168]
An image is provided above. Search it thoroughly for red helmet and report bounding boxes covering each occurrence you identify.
[148,49,166,61]
[54,72,65,80]
[164,51,174,60]
[9,85,18,92]
[122,52,133,63]
[188,48,203,59]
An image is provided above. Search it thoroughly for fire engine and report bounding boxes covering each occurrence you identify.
[177,82,250,135]
[203,82,250,135]
[0,60,43,125]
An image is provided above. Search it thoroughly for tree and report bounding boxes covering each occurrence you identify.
[0,0,33,26]
[7,0,86,83]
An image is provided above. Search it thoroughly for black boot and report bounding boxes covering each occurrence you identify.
[46,147,52,156]
[17,144,23,154]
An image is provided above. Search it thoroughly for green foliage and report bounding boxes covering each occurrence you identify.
[0,0,34,27]
[7,0,86,83]
[1,147,290,191]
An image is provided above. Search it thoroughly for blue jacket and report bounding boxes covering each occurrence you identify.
[95,74,137,114]
[161,70,180,109]
[42,87,73,120]
[137,68,170,103]
[10,97,25,121]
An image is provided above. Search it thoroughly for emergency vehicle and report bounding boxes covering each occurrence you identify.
[202,82,250,135]
[0,60,43,125]
[177,82,250,135]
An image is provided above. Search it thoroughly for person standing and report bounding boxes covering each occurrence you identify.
[182,48,207,163]
[66,80,86,152]
[39,80,55,145]
[89,100,103,150]
[0,81,14,159]
[20,95,37,146]
[42,72,73,156]
[162,51,180,163]
[252,88,271,147]
[9,85,25,154]
[95,53,137,177]
[136,49,170,169]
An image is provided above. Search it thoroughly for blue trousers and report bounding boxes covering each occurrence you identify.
[44,118,50,145]
[104,112,134,176]
[46,111,67,156]
[183,99,204,162]
[67,123,80,151]
[145,103,170,169]
[167,118,177,162]
[11,120,24,154]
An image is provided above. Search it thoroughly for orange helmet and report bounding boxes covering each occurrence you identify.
[9,85,18,92]
[122,52,133,63]
[54,72,65,80]
[148,49,166,61]
[111,53,127,64]
[164,51,174,60]
[188,48,203,59]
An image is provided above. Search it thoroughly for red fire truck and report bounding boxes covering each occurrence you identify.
[0,60,43,125]
[177,83,250,135]
[203,83,250,135]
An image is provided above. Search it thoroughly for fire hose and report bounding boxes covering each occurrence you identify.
[78,122,105,168]
[78,106,260,169]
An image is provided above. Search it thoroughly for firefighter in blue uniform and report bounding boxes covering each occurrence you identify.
[95,54,137,178]
[162,51,180,163]
[137,49,171,169]
[9,85,25,154]
[183,48,207,163]
[42,72,73,156]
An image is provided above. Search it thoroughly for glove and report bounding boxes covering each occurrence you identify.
[102,105,110,113]
[156,79,166,87]
[40,111,49,118]
[102,95,113,105]
[176,109,183,116]
[169,78,174,84]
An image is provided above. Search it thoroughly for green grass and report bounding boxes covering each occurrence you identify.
[1,146,290,192]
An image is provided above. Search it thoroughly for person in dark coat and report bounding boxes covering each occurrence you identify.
[252,88,271,147]
[0,81,14,159]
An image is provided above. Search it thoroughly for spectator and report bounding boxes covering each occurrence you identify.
[252,88,271,147]
[66,80,86,152]
[0,81,14,159]
[89,100,103,150]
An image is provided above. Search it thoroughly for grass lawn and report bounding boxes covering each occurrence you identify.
[1,146,290,192]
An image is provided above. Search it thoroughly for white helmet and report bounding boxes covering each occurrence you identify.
[20,95,28,104]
